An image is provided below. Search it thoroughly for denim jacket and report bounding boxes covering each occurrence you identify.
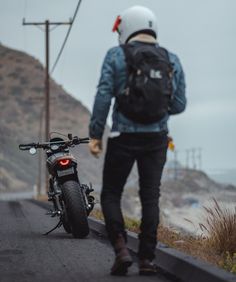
[89,42,186,139]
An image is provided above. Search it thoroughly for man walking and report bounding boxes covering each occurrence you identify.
[89,6,186,276]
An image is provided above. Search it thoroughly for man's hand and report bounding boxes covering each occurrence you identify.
[88,139,102,158]
[167,136,175,151]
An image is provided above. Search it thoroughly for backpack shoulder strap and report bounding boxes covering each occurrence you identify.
[156,46,170,62]
[120,44,135,67]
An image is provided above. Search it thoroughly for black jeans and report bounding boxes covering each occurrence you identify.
[101,132,168,260]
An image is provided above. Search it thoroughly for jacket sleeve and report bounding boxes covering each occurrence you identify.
[168,54,187,115]
[89,49,115,139]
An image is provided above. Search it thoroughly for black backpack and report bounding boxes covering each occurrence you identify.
[116,43,173,124]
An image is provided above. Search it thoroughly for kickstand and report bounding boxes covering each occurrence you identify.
[44,219,63,235]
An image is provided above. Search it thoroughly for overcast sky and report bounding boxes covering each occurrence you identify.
[0,0,236,173]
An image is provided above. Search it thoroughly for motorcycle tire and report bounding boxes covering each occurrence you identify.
[61,180,89,238]
[61,210,72,234]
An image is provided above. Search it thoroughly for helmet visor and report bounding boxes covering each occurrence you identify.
[112,15,121,34]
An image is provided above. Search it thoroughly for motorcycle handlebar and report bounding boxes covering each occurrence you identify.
[75,137,90,144]
[19,143,37,150]
[19,136,90,151]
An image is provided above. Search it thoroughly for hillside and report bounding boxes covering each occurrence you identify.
[0,44,104,192]
[122,168,236,234]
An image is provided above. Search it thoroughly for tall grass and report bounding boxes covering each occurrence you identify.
[199,198,236,254]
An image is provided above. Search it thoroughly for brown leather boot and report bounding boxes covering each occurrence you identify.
[139,259,160,275]
[110,234,133,276]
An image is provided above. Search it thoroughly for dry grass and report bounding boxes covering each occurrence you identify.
[200,198,236,254]
[90,209,140,232]
[89,199,236,274]
[198,198,236,273]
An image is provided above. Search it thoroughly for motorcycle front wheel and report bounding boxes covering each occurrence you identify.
[61,180,89,238]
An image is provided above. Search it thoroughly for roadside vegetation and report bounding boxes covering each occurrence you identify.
[90,198,236,274]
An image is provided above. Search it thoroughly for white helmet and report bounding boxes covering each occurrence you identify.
[112,6,157,45]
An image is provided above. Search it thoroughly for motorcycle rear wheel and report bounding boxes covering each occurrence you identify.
[61,180,89,238]
[61,210,72,234]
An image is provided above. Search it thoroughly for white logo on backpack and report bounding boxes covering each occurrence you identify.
[150,69,162,79]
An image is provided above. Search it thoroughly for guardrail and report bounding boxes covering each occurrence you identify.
[31,199,236,282]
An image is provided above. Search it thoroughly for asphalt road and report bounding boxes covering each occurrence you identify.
[0,200,173,282]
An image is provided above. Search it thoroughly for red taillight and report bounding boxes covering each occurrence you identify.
[59,159,71,166]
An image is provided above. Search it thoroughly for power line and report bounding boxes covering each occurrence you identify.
[50,0,83,74]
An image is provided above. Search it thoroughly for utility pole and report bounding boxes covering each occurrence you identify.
[37,107,44,196]
[23,19,71,141]
[191,148,197,170]
[174,150,178,180]
[23,19,72,193]
[197,148,202,171]
[186,149,190,169]
[45,20,50,142]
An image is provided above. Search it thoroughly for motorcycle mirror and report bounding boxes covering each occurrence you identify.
[68,133,72,140]
[29,147,37,155]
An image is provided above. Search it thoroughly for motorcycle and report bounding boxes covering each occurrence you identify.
[19,133,95,238]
